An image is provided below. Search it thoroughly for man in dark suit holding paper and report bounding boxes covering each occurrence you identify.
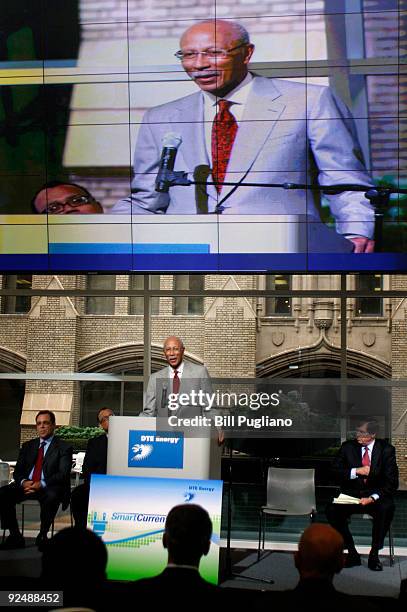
[0,410,72,550]
[326,419,398,571]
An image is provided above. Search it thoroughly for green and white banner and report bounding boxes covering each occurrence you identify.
[88,474,223,583]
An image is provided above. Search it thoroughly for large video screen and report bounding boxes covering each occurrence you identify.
[0,1,405,272]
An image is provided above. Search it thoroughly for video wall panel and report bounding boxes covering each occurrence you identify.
[0,1,405,272]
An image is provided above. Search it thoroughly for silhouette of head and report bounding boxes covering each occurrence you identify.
[41,527,107,584]
[163,504,212,567]
[295,523,344,580]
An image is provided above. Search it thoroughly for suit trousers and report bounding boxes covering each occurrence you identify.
[70,483,90,529]
[326,497,395,552]
[0,482,61,535]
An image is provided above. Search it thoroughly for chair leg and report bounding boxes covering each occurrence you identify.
[262,512,266,553]
[21,503,25,537]
[257,511,263,561]
[388,524,395,567]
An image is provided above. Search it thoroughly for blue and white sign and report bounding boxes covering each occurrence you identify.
[128,430,184,469]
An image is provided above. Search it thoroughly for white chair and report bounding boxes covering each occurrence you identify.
[0,461,10,488]
[72,453,86,486]
[258,467,316,560]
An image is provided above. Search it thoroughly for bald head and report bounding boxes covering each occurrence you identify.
[179,20,254,97]
[163,336,185,369]
[295,524,344,579]
[180,20,250,48]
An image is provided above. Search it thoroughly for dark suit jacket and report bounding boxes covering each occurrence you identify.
[128,567,223,606]
[82,434,108,486]
[13,436,72,505]
[331,438,398,499]
[277,579,397,612]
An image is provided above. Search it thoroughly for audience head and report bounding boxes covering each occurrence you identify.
[295,523,344,580]
[32,181,103,214]
[163,504,212,567]
[41,527,108,585]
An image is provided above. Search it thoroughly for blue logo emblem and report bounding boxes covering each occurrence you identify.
[128,430,184,469]
[90,511,108,536]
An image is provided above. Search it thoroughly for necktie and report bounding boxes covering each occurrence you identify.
[211,100,238,193]
[32,440,46,482]
[362,446,370,484]
[173,370,180,394]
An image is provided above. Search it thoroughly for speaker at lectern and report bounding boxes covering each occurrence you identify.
[107,416,221,480]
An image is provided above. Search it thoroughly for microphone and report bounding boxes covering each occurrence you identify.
[155,132,182,193]
[161,383,168,414]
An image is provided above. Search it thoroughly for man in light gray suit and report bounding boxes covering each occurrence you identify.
[143,336,213,418]
[113,19,375,253]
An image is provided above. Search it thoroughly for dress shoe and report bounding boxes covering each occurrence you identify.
[35,533,49,552]
[368,555,383,571]
[0,533,25,550]
[345,552,361,568]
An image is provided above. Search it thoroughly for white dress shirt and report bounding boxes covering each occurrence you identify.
[350,440,378,499]
[168,360,184,380]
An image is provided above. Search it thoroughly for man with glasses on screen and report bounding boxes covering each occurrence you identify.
[32,181,103,215]
[113,19,375,253]
[326,419,398,571]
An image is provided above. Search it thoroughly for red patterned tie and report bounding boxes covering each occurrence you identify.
[173,370,180,394]
[211,100,238,193]
[32,441,45,482]
[362,446,370,484]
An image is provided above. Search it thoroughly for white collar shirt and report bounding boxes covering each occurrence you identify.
[168,361,184,378]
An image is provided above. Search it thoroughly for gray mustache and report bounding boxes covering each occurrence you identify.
[190,71,220,78]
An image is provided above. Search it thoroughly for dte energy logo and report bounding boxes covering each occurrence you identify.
[128,430,184,469]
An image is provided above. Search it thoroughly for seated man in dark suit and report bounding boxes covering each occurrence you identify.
[0,410,72,550]
[70,407,113,528]
[326,419,398,571]
[130,504,221,604]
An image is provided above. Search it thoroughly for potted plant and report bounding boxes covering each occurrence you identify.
[55,425,103,451]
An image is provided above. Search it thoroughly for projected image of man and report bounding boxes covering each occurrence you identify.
[113,19,375,253]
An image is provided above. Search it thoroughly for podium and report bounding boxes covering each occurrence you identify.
[107,416,221,480]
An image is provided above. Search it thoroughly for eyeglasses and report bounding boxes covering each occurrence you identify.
[355,430,372,437]
[174,43,247,61]
[41,194,95,214]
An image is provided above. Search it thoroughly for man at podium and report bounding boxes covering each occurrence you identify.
[143,336,212,418]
